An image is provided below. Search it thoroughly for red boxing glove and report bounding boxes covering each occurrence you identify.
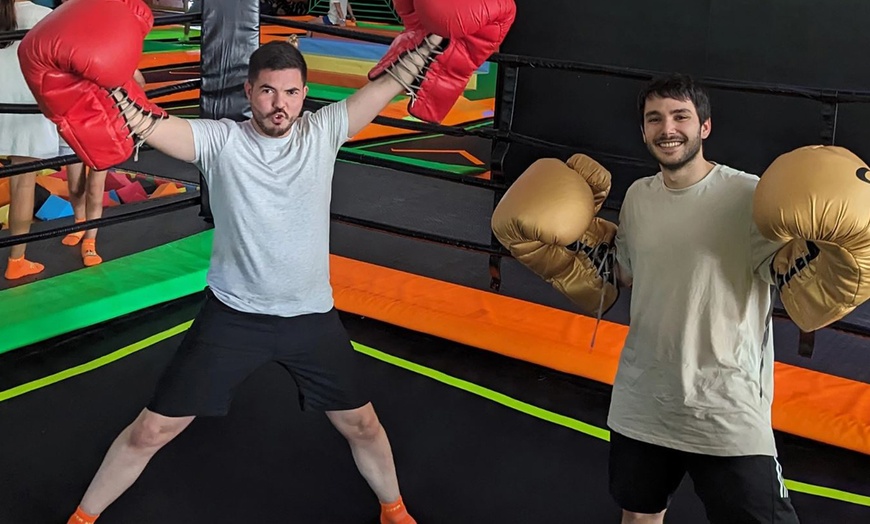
[18,0,167,170]
[369,0,516,123]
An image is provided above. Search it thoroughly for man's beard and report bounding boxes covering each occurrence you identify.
[253,108,293,137]
[647,132,702,171]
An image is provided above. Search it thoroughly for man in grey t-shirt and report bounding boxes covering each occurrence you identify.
[62,39,444,524]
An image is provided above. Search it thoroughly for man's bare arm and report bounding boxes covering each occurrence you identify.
[345,75,404,138]
[345,35,443,138]
[144,116,197,163]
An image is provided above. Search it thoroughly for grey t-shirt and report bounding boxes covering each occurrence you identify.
[189,100,349,317]
[609,164,784,457]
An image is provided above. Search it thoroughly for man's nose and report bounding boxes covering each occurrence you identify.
[273,94,288,110]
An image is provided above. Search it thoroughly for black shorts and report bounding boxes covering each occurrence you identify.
[148,289,369,417]
[609,431,800,524]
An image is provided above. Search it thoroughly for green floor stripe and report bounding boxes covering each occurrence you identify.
[352,342,610,441]
[784,481,870,507]
[146,28,201,41]
[352,342,870,509]
[1,312,868,508]
[355,21,404,32]
[0,321,191,403]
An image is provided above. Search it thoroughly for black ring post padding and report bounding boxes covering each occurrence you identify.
[259,15,394,46]
[331,212,509,256]
[0,193,200,249]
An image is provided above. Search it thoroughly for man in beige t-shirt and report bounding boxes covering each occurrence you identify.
[607,73,800,524]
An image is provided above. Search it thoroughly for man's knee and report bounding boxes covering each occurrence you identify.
[328,403,382,442]
[621,510,666,524]
[127,410,193,451]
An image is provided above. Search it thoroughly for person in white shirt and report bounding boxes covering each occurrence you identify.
[0,0,56,280]
[311,0,355,27]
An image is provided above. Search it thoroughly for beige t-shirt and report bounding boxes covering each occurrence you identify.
[609,164,784,457]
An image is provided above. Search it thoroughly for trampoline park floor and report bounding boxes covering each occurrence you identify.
[3,287,870,523]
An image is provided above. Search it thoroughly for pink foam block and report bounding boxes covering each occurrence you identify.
[115,181,148,203]
[104,171,132,191]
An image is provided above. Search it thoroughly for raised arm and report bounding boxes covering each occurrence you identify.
[345,39,440,138]
[142,116,197,163]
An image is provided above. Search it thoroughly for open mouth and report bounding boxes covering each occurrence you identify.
[656,140,684,150]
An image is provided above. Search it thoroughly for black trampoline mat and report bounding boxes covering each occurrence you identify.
[0,298,868,523]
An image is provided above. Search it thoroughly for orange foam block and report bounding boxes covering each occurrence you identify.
[0,178,9,207]
[35,175,70,199]
[115,181,148,203]
[149,182,180,199]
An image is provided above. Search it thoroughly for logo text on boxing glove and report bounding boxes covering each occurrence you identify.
[858,167,870,183]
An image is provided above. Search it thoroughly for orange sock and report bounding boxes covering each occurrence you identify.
[380,496,415,524]
[62,218,87,246]
[67,506,99,524]
[81,239,102,267]
[4,256,44,280]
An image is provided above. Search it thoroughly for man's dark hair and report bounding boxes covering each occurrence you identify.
[248,41,308,84]
[637,73,711,125]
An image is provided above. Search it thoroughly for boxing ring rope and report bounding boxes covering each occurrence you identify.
[0,193,200,249]
[0,80,203,118]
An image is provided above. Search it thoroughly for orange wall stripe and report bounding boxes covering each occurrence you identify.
[328,254,870,456]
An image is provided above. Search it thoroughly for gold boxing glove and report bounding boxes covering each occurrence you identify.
[492,155,619,317]
[753,145,870,332]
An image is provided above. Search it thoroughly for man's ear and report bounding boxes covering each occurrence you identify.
[701,118,712,139]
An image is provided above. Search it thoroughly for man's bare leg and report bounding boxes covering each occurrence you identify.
[68,409,194,523]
